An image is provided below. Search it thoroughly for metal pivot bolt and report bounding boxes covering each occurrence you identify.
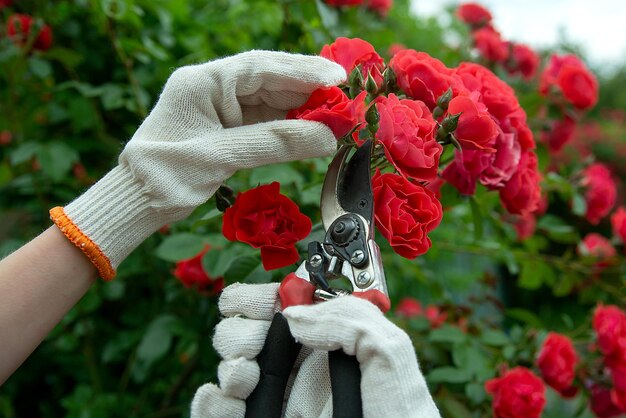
[351,250,364,264]
[356,271,371,288]
[309,254,323,268]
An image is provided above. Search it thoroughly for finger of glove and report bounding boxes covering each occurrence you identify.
[284,350,332,418]
[190,383,245,418]
[219,282,280,320]
[213,120,337,173]
[218,357,260,399]
[213,317,270,360]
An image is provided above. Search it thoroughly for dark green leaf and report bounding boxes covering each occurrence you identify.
[202,250,233,278]
[224,255,271,284]
[154,233,206,262]
[429,325,467,344]
[427,367,472,383]
[505,308,544,328]
[10,142,40,165]
[36,142,79,182]
[136,315,178,365]
[480,329,509,346]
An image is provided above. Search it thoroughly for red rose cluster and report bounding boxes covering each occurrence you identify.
[173,246,224,296]
[456,3,540,80]
[323,0,392,16]
[286,37,543,258]
[612,207,626,248]
[6,13,53,52]
[539,54,599,153]
[592,305,626,414]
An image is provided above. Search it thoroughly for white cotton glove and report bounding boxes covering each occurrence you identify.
[49,51,346,280]
[191,283,441,418]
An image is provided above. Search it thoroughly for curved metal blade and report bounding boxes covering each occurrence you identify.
[320,140,374,232]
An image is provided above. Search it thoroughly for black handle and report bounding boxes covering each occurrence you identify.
[329,349,363,418]
[245,313,302,418]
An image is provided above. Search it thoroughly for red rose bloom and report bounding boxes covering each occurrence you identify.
[593,305,626,365]
[173,247,224,295]
[320,37,384,86]
[373,171,443,258]
[7,14,53,51]
[581,163,617,225]
[472,26,509,63]
[447,93,498,151]
[542,116,576,153]
[499,151,541,215]
[286,87,366,138]
[539,54,599,110]
[590,385,624,418]
[611,206,626,244]
[387,43,406,57]
[374,94,441,180]
[455,63,520,122]
[395,297,423,318]
[485,367,546,418]
[536,333,579,396]
[390,49,465,109]
[506,43,540,79]
[579,233,617,260]
[222,182,312,270]
[366,0,392,16]
[456,2,492,26]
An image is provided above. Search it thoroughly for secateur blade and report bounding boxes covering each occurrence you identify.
[320,140,374,232]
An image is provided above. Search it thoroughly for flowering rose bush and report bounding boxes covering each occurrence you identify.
[173,246,225,295]
[536,332,578,396]
[581,163,617,225]
[6,13,53,51]
[540,54,599,110]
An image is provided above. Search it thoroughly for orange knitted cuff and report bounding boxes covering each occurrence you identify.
[49,206,116,281]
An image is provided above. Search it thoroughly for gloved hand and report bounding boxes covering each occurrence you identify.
[191,283,441,418]
[49,51,345,280]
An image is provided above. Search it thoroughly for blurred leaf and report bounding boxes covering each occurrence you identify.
[36,142,79,182]
[428,367,472,383]
[136,315,179,365]
[505,308,544,328]
[202,249,233,278]
[537,215,579,244]
[248,163,305,188]
[518,260,555,289]
[154,233,206,262]
[28,57,52,79]
[0,162,12,186]
[439,395,473,418]
[572,193,587,217]
[429,325,467,344]
[465,382,486,404]
[224,255,271,283]
[480,329,509,346]
[10,142,40,165]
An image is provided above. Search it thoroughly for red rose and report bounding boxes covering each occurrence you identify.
[447,93,498,151]
[0,0,12,9]
[424,305,448,328]
[611,365,626,411]
[480,130,522,189]
[390,49,465,109]
[579,233,617,259]
[536,333,579,396]
[472,26,509,63]
[320,37,384,86]
[485,367,546,418]
[499,150,541,215]
[581,163,617,225]
[456,2,492,26]
[286,86,366,138]
[611,206,626,244]
[539,54,598,110]
[374,94,441,181]
[395,297,423,317]
[173,246,224,295]
[593,305,626,364]
[590,385,624,418]
[505,108,535,151]
[366,0,392,16]
[455,63,520,122]
[222,182,312,270]
[373,171,442,258]
[506,43,540,80]
[542,116,576,153]
[7,14,53,51]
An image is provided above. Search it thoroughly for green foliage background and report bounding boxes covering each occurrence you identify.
[0,1,624,417]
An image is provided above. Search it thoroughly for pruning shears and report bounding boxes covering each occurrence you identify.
[245,139,389,418]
